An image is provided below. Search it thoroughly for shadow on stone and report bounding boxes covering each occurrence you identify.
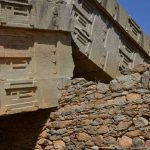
[0,108,54,150]
[72,42,112,83]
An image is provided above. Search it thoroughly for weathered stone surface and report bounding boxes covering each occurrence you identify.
[110,73,141,91]
[50,112,60,121]
[132,137,144,147]
[62,136,70,143]
[38,138,48,146]
[10,67,150,150]
[145,132,150,140]
[47,120,72,129]
[87,126,98,135]
[132,64,149,74]
[50,128,67,135]
[45,145,52,150]
[41,131,49,138]
[125,130,142,138]
[97,83,109,93]
[91,146,99,150]
[94,93,104,99]
[143,94,150,102]
[76,133,92,141]
[93,136,103,146]
[117,121,132,131]
[35,70,150,150]
[118,136,132,149]
[98,125,109,134]
[53,140,65,149]
[145,140,150,148]
[141,71,150,88]
[126,93,141,101]
[133,117,149,128]
[57,78,72,90]
[113,114,126,121]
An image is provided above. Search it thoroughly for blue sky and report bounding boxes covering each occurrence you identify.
[117,0,150,36]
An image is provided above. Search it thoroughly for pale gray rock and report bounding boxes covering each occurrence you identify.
[110,73,141,91]
[97,83,109,93]
[133,117,149,128]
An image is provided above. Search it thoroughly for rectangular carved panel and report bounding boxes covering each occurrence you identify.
[3,79,38,111]
[0,0,31,27]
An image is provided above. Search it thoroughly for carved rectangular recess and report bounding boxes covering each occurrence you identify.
[0,0,31,25]
[121,41,135,59]
[4,79,37,89]
[0,58,32,82]
[128,18,141,40]
[119,50,132,70]
[4,80,38,110]
[73,27,92,49]
[11,59,28,69]
[0,31,33,58]
[4,58,30,70]
[75,0,94,20]
[74,9,92,30]
[119,42,135,71]
[81,0,93,15]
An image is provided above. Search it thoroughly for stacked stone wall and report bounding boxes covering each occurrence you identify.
[35,64,150,150]
[1,64,150,150]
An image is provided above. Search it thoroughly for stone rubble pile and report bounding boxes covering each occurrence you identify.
[35,64,150,150]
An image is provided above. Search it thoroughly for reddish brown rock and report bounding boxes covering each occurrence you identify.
[50,112,59,120]
[53,140,65,150]
[40,131,49,139]
[88,114,99,120]
[94,93,103,99]
[76,133,92,141]
[99,114,111,119]
[37,138,48,146]
[145,140,150,148]
[118,136,132,149]
[45,145,52,150]
[126,93,141,101]
[98,125,109,134]
[125,130,142,138]
[93,135,104,147]
[94,99,107,105]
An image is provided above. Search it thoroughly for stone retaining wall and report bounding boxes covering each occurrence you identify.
[1,64,150,150]
[35,64,150,150]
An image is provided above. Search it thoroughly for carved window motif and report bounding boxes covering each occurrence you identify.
[13,6,28,17]
[74,27,91,48]
[119,42,135,71]
[19,89,34,99]
[11,60,28,69]
[82,0,93,15]
[0,0,31,24]
[128,18,141,40]
[74,10,91,30]
[3,58,30,74]
[119,50,132,71]
[6,88,35,100]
